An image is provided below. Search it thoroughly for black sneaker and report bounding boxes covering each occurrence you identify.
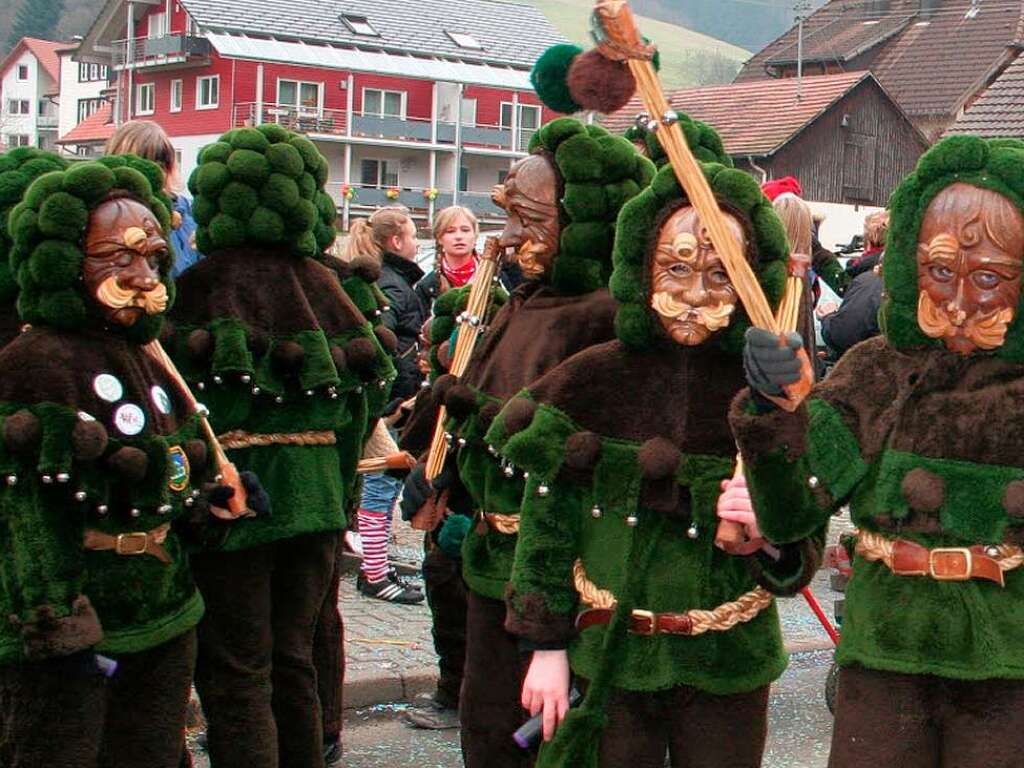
[323,736,344,767]
[404,694,460,730]
[387,567,424,594]
[357,573,425,604]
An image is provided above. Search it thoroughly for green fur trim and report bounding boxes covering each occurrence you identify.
[190,125,337,259]
[426,284,507,380]
[8,156,172,341]
[882,136,1024,361]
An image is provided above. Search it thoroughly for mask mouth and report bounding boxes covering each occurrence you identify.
[650,291,736,333]
[96,275,168,316]
[917,290,1013,352]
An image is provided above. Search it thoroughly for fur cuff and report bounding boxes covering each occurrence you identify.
[729,389,809,465]
[748,537,823,597]
[504,585,575,646]
[12,595,104,660]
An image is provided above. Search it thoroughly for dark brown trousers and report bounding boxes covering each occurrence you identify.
[0,628,196,768]
[595,682,769,768]
[829,664,1024,768]
[422,536,467,708]
[460,590,534,768]
[313,545,345,740]
[193,531,338,768]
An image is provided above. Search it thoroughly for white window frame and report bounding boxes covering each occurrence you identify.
[77,97,104,123]
[359,157,400,188]
[135,82,155,115]
[6,134,30,148]
[15,65,28,82]
[276,79,324,115]
[7,99,29,115]
[196,75,219,110]
[148,11,168,38]
[169,79,183,112]
[340,14,379,36]
[499,101,541,129]
[361,88,406,119]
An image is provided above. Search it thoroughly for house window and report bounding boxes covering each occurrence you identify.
[500,102,541,150]
[77,97,104,122]
[446,31,483,50]
[197,75,219,109]
[459,167,469,192]
[16,65,28,81]
[6,134,29,147]
[362,88,404,118]
[359,158,399,188]
[135,83,155,115]
[170,79,183,112]
[278,79,322,113]
[148,11,168,38]
[340,14,379,36]
[460,97,477,127]
[78,63,108,82]
[7,99,30,115]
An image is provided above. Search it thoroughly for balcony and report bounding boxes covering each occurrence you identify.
[325,183,504,220]
[36,114,58,129]
[112,34,212,70]
[234,102,347,136]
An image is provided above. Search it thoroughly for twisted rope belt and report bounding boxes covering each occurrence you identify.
[480,511,520,535]
[218,430,337,450]
[573,559,773,635]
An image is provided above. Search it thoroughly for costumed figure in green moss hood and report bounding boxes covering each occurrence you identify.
[427,107,652,764]
[167,124,394,768]
[733,136,1024,767]
[0,155,259,768]
[0,147,68,348]
[490,124,824,767]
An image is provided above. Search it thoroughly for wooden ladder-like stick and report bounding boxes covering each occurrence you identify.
[424,236,503,481]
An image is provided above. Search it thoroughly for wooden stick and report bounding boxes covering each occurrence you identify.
[357,452,418,474]
[143,340,249,518]
[424,236,503,481]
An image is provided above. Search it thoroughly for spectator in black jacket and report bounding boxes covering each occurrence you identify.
[819,264,884,359]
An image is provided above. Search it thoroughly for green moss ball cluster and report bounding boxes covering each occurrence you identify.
[881,135,1024,361]
[189,125,337,259]
[8,154,172,340]
[528,117,655,295]
[0,148,69,307]
[611,117,789,352]
[624,116,733,169]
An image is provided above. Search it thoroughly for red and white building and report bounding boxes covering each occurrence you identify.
[0,38,63,152]
[74,0,566,223]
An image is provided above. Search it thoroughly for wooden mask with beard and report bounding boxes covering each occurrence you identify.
[494,154,561,279]
[82,197,169,327]
[649,205,743,346]
[916,182,1024,355]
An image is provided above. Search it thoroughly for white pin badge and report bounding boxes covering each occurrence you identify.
[93,374,124,403]
[113,403,146,436]
[78,411,96,422]
[151,385,172,415]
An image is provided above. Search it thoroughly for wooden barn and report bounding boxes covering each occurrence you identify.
[603,71,929,208]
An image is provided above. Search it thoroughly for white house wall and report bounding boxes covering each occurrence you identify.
[1,50,58,150]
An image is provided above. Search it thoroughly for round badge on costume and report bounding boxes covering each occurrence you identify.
[151,385,172,415]
[113,403,146,436]
[168,446,190,492]
[78,411,96,422]
[93,374,124,403]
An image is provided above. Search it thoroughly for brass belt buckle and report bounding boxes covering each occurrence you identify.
[115,531,149,556]
[631,609,657,635]
[929,547,972,581]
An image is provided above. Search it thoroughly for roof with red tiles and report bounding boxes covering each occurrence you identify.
[946,51,1024,137]
[0,37,64,84]
[58,102,114,144]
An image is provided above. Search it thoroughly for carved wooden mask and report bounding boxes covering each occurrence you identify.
[495,154,561,279]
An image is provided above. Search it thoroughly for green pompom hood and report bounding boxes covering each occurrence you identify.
[8,154,174,344]
[609,120,789,352]
[881,135,1024,362]
[527,117,655,295]
[188,124,337,259]
[622,114,733,170]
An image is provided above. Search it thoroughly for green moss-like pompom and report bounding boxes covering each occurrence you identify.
[112,167,152,200]
[615,302,656,350]
[28,240,82,287]
[38,192,89,241]
[596,135,638,178]
[297,173,316,199]
[915,135,988,182]
[562,183,608,222]
[608,264,645,304]
[199,141,232,165]
[314,191,336,222]
[230,127,271,153]
[313,157,329,187]
[248,206,285,242]
[23,172,64,209]
[192,195,217,226]
[286,199,317,233]
[554,134,604,183]
[750,203,789,264]
[0,171,30,206]
[38,287,88,326]
[262,173,300,212]
[314,220,336,253]
[711,169,764,215]
[218,180,260,219]
[61,162,116,204]
[266,143,305,178]
[227,149,271,187]
[209,213,247,249]
[649,164,682,202]
[289,136,321,170]
[293,231,317,259]
[257,123,291,144]
[530,44,583,114]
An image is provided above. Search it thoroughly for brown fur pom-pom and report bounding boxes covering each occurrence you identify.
[431,374,458,409]
[330,345,347,373]
[445,384,477,421]
[158,320,175,346]
[271,340,306,374]
[478,400,501,429]
[374,325,398,353]
[567,49,636,114]
[106,446,149,482]
[247,330,270,356]
[502,397,537,434]
[564,431,602,471]
[187,329,213,361]
[71,421,108,462]
[184,439,208,476]
[345,337,378,379]
[349,254,381,283]
[3,410,41,457]
[638,437,681,481]
[1004,481,1024,519]
[900,468,944,514]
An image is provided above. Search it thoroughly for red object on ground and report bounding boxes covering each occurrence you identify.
[801,586,841,646]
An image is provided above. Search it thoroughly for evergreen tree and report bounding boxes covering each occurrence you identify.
[7,0,65,49]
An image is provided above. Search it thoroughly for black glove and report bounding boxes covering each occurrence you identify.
[239,470,271,518]
[400,463,430,522]
[743,328,804,398]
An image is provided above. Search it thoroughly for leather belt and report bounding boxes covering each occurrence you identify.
[856,531,1023,587]
[480,511,520,534]
[577,608,695,636]
[83,523,172,564]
